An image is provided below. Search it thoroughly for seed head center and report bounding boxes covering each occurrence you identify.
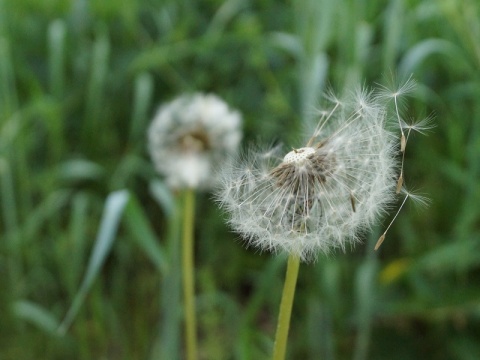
[283,147,315,164]
[179,128,210,152]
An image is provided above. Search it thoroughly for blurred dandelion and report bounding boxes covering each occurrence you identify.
[148,93,242,190]
[216,79,427,359]
[148,93,242,360]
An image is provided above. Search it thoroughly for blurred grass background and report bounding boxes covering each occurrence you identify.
[1,0,479,359]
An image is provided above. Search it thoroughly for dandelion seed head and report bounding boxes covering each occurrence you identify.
[148,93,242,190]
[216,83,414,261]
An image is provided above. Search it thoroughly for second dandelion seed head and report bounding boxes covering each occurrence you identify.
[148,93,242,190]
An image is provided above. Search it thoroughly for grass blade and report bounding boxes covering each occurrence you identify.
[123,193,168,274]
[13,300,60,335]
[57,190,130,335]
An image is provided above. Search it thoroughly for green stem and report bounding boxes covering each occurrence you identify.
[182,189,197,360]
[272,254,301,360]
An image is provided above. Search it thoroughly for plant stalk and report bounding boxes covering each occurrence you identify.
[182,188,197,360]
[272,254,301,360]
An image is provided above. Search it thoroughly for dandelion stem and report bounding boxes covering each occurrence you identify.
[182,188,197,360]
[272,254,301,360]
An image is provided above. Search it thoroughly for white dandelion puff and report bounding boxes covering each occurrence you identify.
[148,93,242,190]
[217,84,408,261]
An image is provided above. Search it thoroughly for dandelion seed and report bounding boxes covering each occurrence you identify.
[374,234,386,251]
[217,85,406,261]
[374,187,430,250]
[350,192,356,212]
[400,133,407,152]
[396,172,404,194]
[148,93,242,190]
[377,75,416,152]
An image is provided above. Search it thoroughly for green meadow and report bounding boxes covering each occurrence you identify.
[1,0,479,359]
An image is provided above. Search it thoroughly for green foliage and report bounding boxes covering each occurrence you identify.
[1,0,480,359]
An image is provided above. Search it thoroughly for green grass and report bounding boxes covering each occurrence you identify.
[1,0,480,359]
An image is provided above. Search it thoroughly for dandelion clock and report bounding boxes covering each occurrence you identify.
[148,93,242,360]
[216,79,431,359]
